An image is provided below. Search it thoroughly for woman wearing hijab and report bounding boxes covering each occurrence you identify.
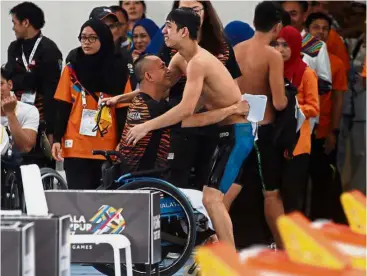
[120,1,147,50]
[52,19,127,190]
[224,20,255,47]
[274,26,319,214]
[131,18,159,60]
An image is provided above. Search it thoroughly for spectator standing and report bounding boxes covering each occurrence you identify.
[305,12,348,223]
[308,1,350,72]
[274,26,319,214]
[67,6,137,132]
[131,18,159,60]
[52,19,127,190]
[5,1,62,147]
[120,1,146,31]
[110,5,131,51]
[280,1,332,95]
[120,0,146,49]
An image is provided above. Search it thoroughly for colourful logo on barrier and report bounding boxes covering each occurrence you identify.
[89,205,126,234]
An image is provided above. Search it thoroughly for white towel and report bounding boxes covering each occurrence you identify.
[179,188,214,230]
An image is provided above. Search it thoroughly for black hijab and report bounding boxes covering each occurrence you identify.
[73,19,127,96]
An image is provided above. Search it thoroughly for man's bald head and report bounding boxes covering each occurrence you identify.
[133,54,169,85]
[134,54,158,83]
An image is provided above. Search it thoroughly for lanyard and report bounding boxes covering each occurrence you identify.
[21,36,43,72]
[81,89,103,109]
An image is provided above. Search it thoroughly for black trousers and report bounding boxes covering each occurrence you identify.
[309,137,347,224]
[166,128,217,190]
[64,158,104,190]
[281,154,310,214]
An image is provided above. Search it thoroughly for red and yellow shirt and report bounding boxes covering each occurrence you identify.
[119,93,170,172]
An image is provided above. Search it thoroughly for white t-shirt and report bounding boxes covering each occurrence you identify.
[1,101,40,133]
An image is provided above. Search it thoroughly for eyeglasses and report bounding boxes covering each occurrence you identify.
[107,22,126,29]
[192,7,204,15]
[79,35,99,44]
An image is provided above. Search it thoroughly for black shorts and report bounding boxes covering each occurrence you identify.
[205,123,254,194]
[235,124,283,191]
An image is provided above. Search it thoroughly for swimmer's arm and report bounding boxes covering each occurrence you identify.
[168,53,185,87]
[103,89,140,105]
[269,51,287,111]
[182,105,238,128]
[144,60,203,131]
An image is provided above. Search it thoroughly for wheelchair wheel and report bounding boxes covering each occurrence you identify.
[40,167,68,190]
[94,178,196,276]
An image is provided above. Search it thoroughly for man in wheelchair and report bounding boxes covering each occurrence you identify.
[1,67,40,209]
[115,54,249,178]
[1,67,39,154]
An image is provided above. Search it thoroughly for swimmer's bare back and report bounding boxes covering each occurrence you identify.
[234,39,286,124]
[175,47,248,125]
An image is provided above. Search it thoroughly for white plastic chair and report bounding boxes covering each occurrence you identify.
[70,234,133,276]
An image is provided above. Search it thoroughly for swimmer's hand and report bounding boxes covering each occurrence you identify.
[126,122,149,146]
[234,100,249,117]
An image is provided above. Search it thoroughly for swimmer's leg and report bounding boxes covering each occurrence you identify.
[203,186,235,247]
[263,189,284,249]
[223,183,243,211]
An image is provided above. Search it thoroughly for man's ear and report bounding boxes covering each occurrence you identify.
[181,27,189,38]
[145,71,153,82]
[8,80,13,91]
[273,22,282,36]
[22,18,30,28]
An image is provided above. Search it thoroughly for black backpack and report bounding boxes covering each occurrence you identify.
[272,78,300,158]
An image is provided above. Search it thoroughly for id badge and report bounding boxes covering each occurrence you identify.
[20,91,36,105]
[79,109,98,137]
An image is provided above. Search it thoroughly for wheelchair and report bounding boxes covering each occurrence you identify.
[92,150,215,276]
[1,124,68,211]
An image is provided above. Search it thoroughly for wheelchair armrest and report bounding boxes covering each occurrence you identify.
[123,167,170,179]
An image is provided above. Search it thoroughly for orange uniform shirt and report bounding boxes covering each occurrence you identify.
[327,29,350,73]
[293,67,319,156]
[117,76,134,108]
[316,53,348,139]
[54,64,119,160]
[361,59,366,78]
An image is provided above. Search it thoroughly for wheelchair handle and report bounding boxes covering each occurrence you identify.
[106,150,123,160]
[92,150,124,162]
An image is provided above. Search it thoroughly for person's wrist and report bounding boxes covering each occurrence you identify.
[230,104,238,115]
[145,120,153,132]
[5,110,16,117]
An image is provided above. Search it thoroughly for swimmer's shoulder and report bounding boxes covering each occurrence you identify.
[191,48,211,65]
[186,52,206,74]
[265,45,284,63]
[233,40,250,55]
